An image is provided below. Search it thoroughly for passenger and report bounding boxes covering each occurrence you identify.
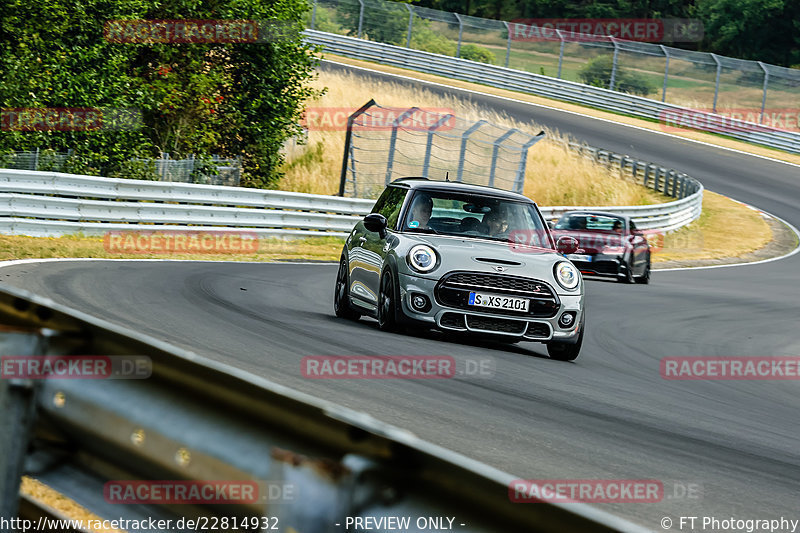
[407,193,433,229]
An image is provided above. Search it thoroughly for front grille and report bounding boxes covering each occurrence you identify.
[466,315,527,335]
[440,312,466,330]
[443,272,553,296]
[435,271,560,318]
[524,322,552,339]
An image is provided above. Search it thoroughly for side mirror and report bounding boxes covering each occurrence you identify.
[556,236,579,255]
[546,220,555,230]
[363,213,388,238]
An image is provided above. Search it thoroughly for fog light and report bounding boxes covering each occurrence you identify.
[558,312,576,328]
[410,293,431,312]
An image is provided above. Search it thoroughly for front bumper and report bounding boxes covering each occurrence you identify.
[398,272,583,342]
[571,254,626,278]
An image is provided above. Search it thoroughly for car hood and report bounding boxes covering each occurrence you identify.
[399,233,572,289]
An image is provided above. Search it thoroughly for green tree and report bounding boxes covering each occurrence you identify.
[0,0,320,185]
[696,0,800,66]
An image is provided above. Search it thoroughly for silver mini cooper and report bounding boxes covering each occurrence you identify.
[334,178,585,361]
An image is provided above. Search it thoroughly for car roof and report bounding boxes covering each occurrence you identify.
[390,177,532,202]
[559,210,629,221]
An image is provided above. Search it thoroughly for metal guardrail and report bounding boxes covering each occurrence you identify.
[0,284,647,532]
[305,30,800,155]
[0,157,701,238]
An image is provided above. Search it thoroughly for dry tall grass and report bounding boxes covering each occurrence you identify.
[279,69,665,206]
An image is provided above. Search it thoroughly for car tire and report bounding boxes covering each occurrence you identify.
[635,253,651,285]
[547,322,584,362]
[377,269,399,332]
[334,258,361,320]
[618,259,634,284]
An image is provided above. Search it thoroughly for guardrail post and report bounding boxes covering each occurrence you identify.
[512,131,545,194]
[385,107,420,185]
[503,21,511,67]
[609,38,620,91]
[556,30,565,78]
[422,113,454,178]
[454,13,463,57]
[405,4,414,48]
[456,120,487,182]
[339,99,376,197]
[660,45,670,102]
[711,54,721,113]
[357,0,365,39]
[0,330,44,524]
[758,62,769,124]
[310,0,317,30]
[489,129,519,187]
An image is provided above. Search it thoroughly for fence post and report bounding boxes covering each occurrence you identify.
[488,129,519,187]
[33,147,39,171]
[758,62,769,124]
[503,21,511,68]
[711,54,721,113]
[454,13,463,58]
[357,0,364,39]
[456,120,487,182]
[556,30,565,79]
[660,45,670,102]
[310,0,317,30]
[422,113,454,179]
[512,131,545,194]
[162,152,170,181]
[385,107,419,185]
[405,4,414,48]
[339,99,376,197]
[609,38,619,91]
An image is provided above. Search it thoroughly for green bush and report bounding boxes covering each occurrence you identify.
[579,55,655,97]
[460,44,496,64]
[410,21,457,56]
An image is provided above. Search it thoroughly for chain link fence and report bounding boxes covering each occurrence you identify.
[340,100,544,198]
[0,150,241,186]
[308,0,800,125]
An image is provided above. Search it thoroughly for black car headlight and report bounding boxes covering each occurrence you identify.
[554,261,580,290]
[407,244,438,273]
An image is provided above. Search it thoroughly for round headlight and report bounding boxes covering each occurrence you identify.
[554,261,580,290]
[407,244,437,273]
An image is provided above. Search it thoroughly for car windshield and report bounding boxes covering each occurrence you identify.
[555,214,625,232]
[401,189,552,248]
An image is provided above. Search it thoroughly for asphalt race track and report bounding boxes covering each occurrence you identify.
[3,65,800,530]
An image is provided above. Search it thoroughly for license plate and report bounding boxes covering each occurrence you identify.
[567,254,592,262]
[468,292,529,312]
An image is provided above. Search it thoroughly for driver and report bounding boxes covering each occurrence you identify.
[407,193,433,229]
[483,206,509,236]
